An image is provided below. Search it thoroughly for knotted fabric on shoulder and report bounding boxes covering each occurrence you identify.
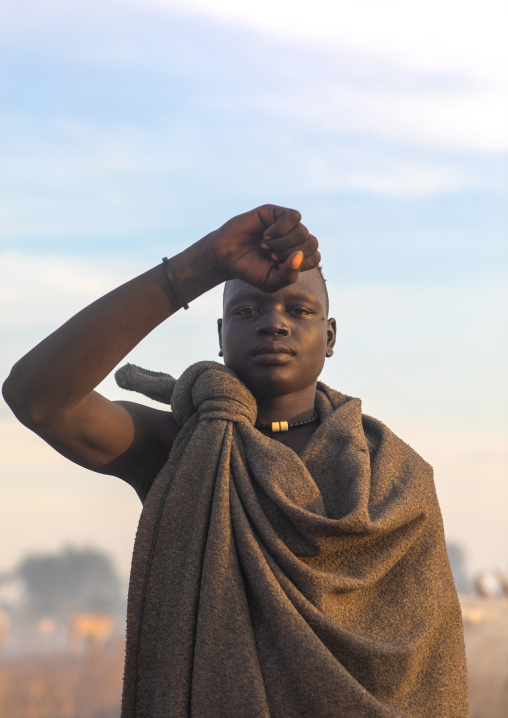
[116,361,468,718]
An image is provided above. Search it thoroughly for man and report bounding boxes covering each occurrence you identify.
[3,205,468,716]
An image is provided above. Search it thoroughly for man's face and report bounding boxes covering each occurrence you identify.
[219,269,335,399]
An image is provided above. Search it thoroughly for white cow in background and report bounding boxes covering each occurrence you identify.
[68,613,116,650]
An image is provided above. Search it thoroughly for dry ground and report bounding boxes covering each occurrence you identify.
[0,599,506,718]
[0,638,124,718]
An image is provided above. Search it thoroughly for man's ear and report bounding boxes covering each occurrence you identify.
[326,318,336,357]
[217,318,223,357]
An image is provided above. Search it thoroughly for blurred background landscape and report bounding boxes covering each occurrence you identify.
[1,0,506,715]
[0,545,507,717]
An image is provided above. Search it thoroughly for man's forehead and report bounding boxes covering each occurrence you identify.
[223,269,328,312]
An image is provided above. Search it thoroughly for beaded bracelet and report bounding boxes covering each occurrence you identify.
[162,257,189,310]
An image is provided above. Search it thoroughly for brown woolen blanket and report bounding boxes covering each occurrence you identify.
[115,361,468,718]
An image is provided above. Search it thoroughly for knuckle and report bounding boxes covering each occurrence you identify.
[303,252,320,269]
[307,235,319,252]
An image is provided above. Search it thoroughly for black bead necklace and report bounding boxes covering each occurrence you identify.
[254,411,319,433]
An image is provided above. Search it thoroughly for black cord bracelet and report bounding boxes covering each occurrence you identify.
[162,257,189,310]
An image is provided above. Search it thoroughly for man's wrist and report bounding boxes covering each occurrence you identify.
[162,257,189,310]
[167,235,227,307]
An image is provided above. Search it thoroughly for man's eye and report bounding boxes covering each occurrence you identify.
[288,307,312,316]
[235,307,258,317]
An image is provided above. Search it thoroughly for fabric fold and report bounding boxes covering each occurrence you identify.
[117,361,468,718]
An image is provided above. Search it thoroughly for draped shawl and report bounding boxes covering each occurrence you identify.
[116,361,468,718]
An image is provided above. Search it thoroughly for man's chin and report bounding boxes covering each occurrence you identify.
[236,369,312,401]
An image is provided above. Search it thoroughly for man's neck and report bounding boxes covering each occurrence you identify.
[254,384,317,426]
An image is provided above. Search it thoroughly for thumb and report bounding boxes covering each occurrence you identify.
[276,250,304,285]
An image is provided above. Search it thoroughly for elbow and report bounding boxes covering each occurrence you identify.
[2,368,20,412]
[2,365,44,428]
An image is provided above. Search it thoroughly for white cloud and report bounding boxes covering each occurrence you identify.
[250,84,508,153]
[143,0,508,81]
[4,0,506,84]
[1,0,507,157]
[140,0,508,152]
[0,118,500,245]
[0,253,126,331]
[304,156,474,197]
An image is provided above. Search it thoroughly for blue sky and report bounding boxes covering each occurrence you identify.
[1,0,507,579]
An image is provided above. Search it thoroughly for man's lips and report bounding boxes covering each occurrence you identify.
[251,342,295,356]
[251,342,295,364]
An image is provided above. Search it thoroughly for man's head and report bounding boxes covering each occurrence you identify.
[218,268,336,400]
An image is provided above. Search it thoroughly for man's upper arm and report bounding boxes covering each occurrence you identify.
[37,391,179,496]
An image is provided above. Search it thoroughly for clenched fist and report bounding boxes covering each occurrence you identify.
[204,205,321,293]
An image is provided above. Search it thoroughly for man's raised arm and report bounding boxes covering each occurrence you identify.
[2,205,320,493]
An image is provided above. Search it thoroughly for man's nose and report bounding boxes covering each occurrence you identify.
[257,309,290,336]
